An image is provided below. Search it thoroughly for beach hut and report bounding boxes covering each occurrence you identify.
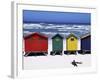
[24,33,48,56]
[79,33,91,54]
[50,34,63,55]
[65,33,78,54]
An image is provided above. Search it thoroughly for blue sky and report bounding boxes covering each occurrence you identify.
[23,10,91,25]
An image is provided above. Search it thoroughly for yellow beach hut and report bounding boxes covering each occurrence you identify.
[66,33,78,51]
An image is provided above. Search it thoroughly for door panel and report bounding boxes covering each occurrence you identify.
[53,38,63,51]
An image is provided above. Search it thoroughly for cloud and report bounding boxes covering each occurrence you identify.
[24,23,90,30]
[23,23,90,37]
[23,23,44,29]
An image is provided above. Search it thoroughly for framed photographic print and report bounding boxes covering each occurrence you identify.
[11,1,97,78]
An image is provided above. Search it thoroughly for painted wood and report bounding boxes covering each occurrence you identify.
[24,33,48,53]
[52,34,63,51]
[81,34,91,51]
[66,34,78,51]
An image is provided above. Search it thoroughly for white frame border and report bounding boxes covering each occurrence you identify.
[11,1,97,78]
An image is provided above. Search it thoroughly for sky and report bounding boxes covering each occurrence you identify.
[23,10,91,25]
[23,10,91,37]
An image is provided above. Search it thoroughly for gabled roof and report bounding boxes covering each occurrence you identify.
[81,33,91,39]
[24,32,48,39]
[66,33,78,39]
[52,34,63,39]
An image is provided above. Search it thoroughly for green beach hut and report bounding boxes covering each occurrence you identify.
[50,34,63,55]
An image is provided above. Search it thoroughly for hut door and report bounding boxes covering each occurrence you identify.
[67,37,78,51]
[53,38,63,51]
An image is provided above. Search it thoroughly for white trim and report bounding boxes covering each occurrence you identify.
[11,1,18,78]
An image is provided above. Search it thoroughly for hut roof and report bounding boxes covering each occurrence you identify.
[52,34,63,39]
[81,33,91,39]
[24,32,48,39]
[66,33,78,39]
